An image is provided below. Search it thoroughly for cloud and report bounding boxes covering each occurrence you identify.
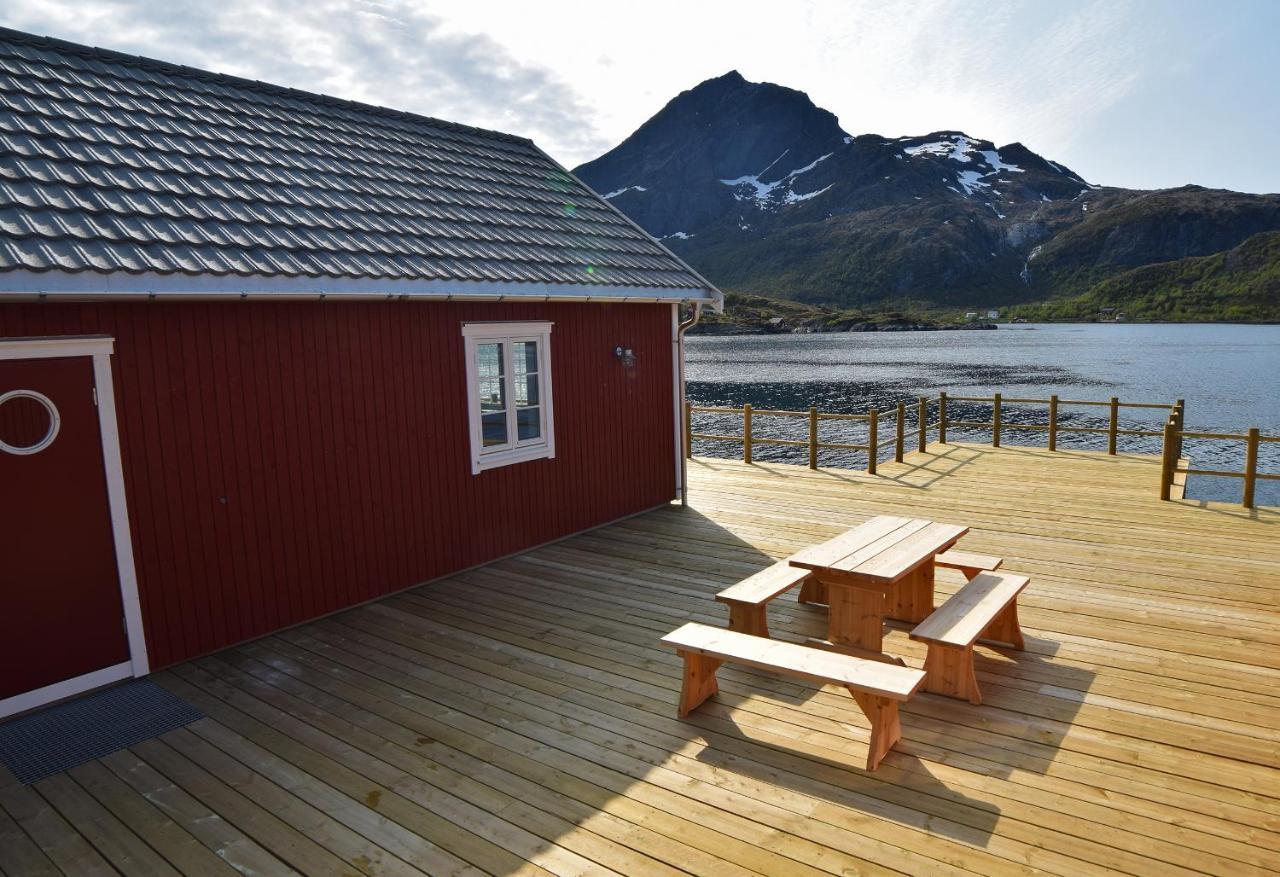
[2,0,613,165]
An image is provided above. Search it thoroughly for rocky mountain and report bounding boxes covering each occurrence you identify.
[574,72,1280,315]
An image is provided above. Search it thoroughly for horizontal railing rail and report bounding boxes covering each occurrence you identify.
[685,392,1275,508]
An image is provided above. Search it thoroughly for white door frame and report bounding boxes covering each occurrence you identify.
[0,335,148,719]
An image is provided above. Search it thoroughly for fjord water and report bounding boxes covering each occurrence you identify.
[686,323,1280,506]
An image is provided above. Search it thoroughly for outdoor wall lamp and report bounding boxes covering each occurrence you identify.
[614,346,637,366]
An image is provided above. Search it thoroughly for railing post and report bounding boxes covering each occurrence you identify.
[1243,427,1260,509]
[917,397,927,453]
[1108,396,1119,455]
[895,402,905,463]
[1174,399,1186,462]
[992,392,1002,448]
[808,406,818,470]
[938,392,948,444]
[867,409,878,475]
[1160,419,1176,501]
[742,404,753,465]
[1048,394,1059,451]
[684,401,692,459]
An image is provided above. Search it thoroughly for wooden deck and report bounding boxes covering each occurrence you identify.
[3,443,1279,876]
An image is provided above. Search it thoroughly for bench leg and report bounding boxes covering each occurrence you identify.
[955,565,983,581]
[922,643,982,705]
[798,576,828,605]
[888,563,934,624]
[979,600,1025,649]
[676,651,721,717]
[849,689,902,771]
[727,603,769,638]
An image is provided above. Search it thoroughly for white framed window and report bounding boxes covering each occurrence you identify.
[462,321,555,474]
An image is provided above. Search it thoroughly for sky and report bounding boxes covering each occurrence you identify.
[5,0,1278,193]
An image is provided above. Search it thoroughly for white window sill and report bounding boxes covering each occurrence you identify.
[473,443,555,474]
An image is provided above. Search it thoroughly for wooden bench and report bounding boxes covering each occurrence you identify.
[935,549,1003,580]
[661,622,925,770]
[909,572,1029,704]
[715,561,813,637]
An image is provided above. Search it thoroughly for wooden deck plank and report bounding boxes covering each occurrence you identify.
[3,441,1278,875]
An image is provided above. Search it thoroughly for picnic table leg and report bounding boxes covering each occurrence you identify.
[849,689,902,771]
[888,563,934,624]
[979,600,1025,649]
[827,582,885,654]
[676,650,721,717]
[798,576,828,605]
[922,643,982,704]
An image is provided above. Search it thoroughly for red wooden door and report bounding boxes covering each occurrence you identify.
[0,356,129,699]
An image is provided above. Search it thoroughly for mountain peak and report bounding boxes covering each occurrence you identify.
[574,72,848,235]
[709,69,746,85]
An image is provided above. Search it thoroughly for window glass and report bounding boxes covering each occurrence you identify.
[477,342,507,446]
[517,406,541,441]
[514,340,539,375]
[516,371,540,408]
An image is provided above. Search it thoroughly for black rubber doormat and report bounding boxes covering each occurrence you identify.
[0,679,203,784]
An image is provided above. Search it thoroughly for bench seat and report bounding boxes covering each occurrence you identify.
[715,561,813,637]
[935,550,1003,580]
[910,572,1029,704]
[662,622,925,770]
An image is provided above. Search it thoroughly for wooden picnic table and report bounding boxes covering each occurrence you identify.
[788,516,969,657]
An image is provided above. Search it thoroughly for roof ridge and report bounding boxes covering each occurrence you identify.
[0,25,536,148]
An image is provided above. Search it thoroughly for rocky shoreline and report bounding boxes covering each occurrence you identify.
[691,320,997,335]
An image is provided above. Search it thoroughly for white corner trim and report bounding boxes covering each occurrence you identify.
[0,661,133,720]
[670,303,682,500]
[0,335,115,360]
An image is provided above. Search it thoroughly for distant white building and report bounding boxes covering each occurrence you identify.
[987,309,1000,320]
[965,312,978,321]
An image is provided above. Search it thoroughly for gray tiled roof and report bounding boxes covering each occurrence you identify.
[0,28,719,302]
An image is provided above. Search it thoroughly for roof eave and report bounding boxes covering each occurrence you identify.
[0,269,719,306]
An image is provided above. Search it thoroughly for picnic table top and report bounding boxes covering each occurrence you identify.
[788,515,969,582]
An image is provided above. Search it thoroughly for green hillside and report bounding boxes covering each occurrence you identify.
[1008,232,1280,322]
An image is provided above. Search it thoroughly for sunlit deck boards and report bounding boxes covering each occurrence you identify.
[2,442,1278,876]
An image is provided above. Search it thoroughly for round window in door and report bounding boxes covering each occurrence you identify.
[0,389,61,455]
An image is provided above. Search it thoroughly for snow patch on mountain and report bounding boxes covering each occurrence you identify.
[720,152,835,207]
[979,150,1024,174]
[603,185,647,199]
[784,184,833,203]
[956,170,991,196]
[905,136,976,163]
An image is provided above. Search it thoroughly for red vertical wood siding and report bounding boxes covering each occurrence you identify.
[0,301,677,668]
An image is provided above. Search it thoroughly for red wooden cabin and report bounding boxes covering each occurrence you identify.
[0,29,721,718]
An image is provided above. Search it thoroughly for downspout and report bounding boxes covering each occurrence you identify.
[676,302,703,506]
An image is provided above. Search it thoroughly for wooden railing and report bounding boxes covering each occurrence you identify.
[685,398,941,474]
[939,392,1177,453]
[1161,417,1280,509]
[686,391,1277,508]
